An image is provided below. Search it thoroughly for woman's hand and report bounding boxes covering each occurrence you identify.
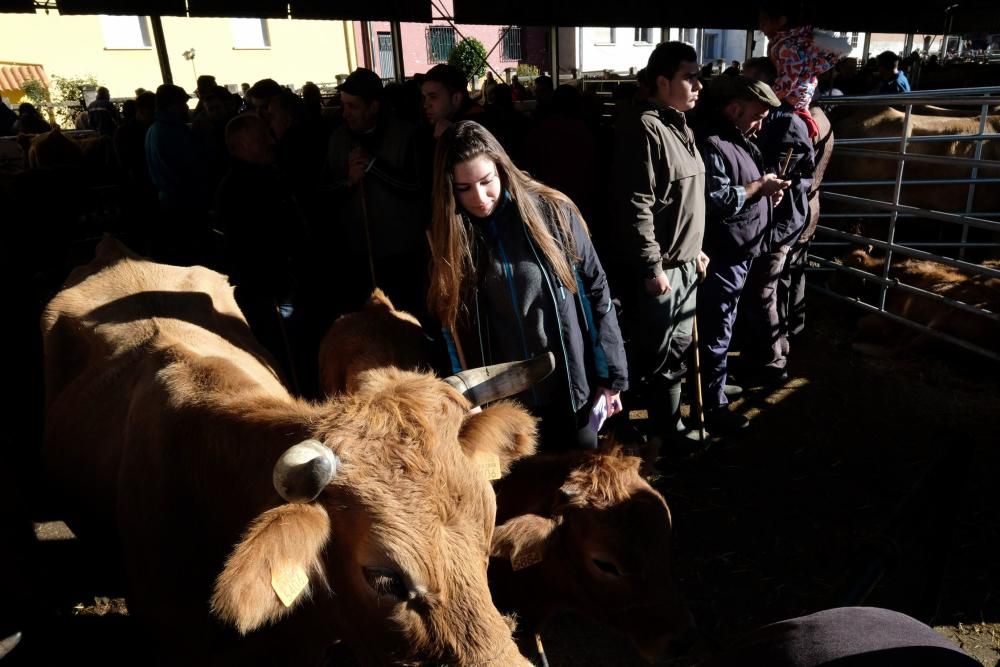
[596,387,623,418]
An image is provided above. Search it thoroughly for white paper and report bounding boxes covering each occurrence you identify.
[589,393,608,433]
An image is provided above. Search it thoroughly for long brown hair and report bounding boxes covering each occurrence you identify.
[428,121,585,330]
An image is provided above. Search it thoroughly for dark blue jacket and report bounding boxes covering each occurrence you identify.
[443,193,628,413]
[756,105,815,249]
[699,121,771,263]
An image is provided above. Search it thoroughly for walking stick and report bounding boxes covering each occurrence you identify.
[534,633,550,667]
[690,314,707,442]
[359,178,378,291]
[779,146,794,178]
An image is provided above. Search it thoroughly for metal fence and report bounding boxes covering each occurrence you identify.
[578,78,637,120]
[813,87,1000,360]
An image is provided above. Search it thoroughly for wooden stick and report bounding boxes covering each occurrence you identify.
[534,633,550,667]
[691,315,707,442]
[779,147,794,178]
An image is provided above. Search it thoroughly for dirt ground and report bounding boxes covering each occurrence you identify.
[3,293,998,666]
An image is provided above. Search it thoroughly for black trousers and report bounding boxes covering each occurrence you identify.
[778,240,810,340]
[534,401,598,451]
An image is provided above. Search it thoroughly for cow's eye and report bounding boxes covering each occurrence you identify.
[363,566,408,600]
[592,558,622,577]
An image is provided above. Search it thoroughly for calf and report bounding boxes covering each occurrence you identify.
[318,288,427,395]
[489,446,689,661]
[833,249,1000,355]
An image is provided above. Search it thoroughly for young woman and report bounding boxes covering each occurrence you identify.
[428,121,627,450]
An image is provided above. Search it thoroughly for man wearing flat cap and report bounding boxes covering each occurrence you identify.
[695,74,789,435]
[740,66,817,385]
[325,67,425,319]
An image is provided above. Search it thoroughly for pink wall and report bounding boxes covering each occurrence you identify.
[353,2,548,82]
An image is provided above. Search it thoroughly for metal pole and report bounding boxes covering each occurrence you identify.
[426,0,510,83]
[549,26,559,80]
[389,21,405,83]
[959,102,991,258]
[862,32,872,63]
[744,29,754,62]
[343,21,356,72]
[878,103,912,312]
[150,16,173,85]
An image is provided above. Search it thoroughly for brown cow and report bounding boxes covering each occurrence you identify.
[832,249,1000,355]
[489,447,689,662]
[41,237,542,665]
[318,296,691,660]
[16,126,113,172]
[826,106,1000,215]
[318,288,427,395]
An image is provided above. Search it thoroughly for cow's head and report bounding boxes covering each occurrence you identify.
[211,358,554,665]
[492,448,689,661]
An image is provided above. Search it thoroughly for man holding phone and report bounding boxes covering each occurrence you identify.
[695,75,788,435]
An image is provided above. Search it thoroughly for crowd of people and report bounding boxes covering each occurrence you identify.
[8,3,935,455]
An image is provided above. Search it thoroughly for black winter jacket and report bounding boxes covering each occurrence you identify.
[443,193,628,413]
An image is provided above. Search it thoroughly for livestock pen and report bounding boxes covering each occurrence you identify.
[811,86,1000,361]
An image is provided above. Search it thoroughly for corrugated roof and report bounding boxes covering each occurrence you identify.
[0,63,50,93]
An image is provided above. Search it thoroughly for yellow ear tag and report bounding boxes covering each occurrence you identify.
[270,561,309,608]
[511,544,544,571]
[472,450,502,481]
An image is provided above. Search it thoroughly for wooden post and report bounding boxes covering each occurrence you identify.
[390,21,405,82]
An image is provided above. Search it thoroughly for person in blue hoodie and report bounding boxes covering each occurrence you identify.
[876,50,911,94]
[427,121,628,450]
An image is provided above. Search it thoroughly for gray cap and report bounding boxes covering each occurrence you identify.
[711,74,782,108]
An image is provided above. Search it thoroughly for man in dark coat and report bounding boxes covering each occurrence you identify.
[695,75,787,435]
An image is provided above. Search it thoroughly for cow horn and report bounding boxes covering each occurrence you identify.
[272,439,339,504]
[444,352,556,407]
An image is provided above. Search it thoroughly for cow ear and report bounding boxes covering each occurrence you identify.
[211,503,330,634]
[459,400,538,476]
[491,513,558,570]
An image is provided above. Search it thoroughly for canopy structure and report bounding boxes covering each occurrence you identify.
[4,0,993,31]
[2,0,996,31]
[450,0,999,34]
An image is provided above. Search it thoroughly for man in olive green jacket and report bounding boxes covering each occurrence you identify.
[614,41,709,446]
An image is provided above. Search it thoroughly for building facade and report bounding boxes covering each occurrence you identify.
[355,0,549,82]
[556,27,767,78]
[1,9,357,107]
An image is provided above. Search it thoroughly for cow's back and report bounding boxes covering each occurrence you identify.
[41,238,288,535]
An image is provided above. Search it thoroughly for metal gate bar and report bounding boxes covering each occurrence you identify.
[812,89,1000,359]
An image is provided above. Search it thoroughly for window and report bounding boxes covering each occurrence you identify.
[704,33,719,60]
[634,27,653,44]
[377,33,396,80]
[100,15,151,49]
[427,26,455,62]
[837,31,861,49]
[592,27,614,44]
[231,18,271,49]
[501,26,522,61]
